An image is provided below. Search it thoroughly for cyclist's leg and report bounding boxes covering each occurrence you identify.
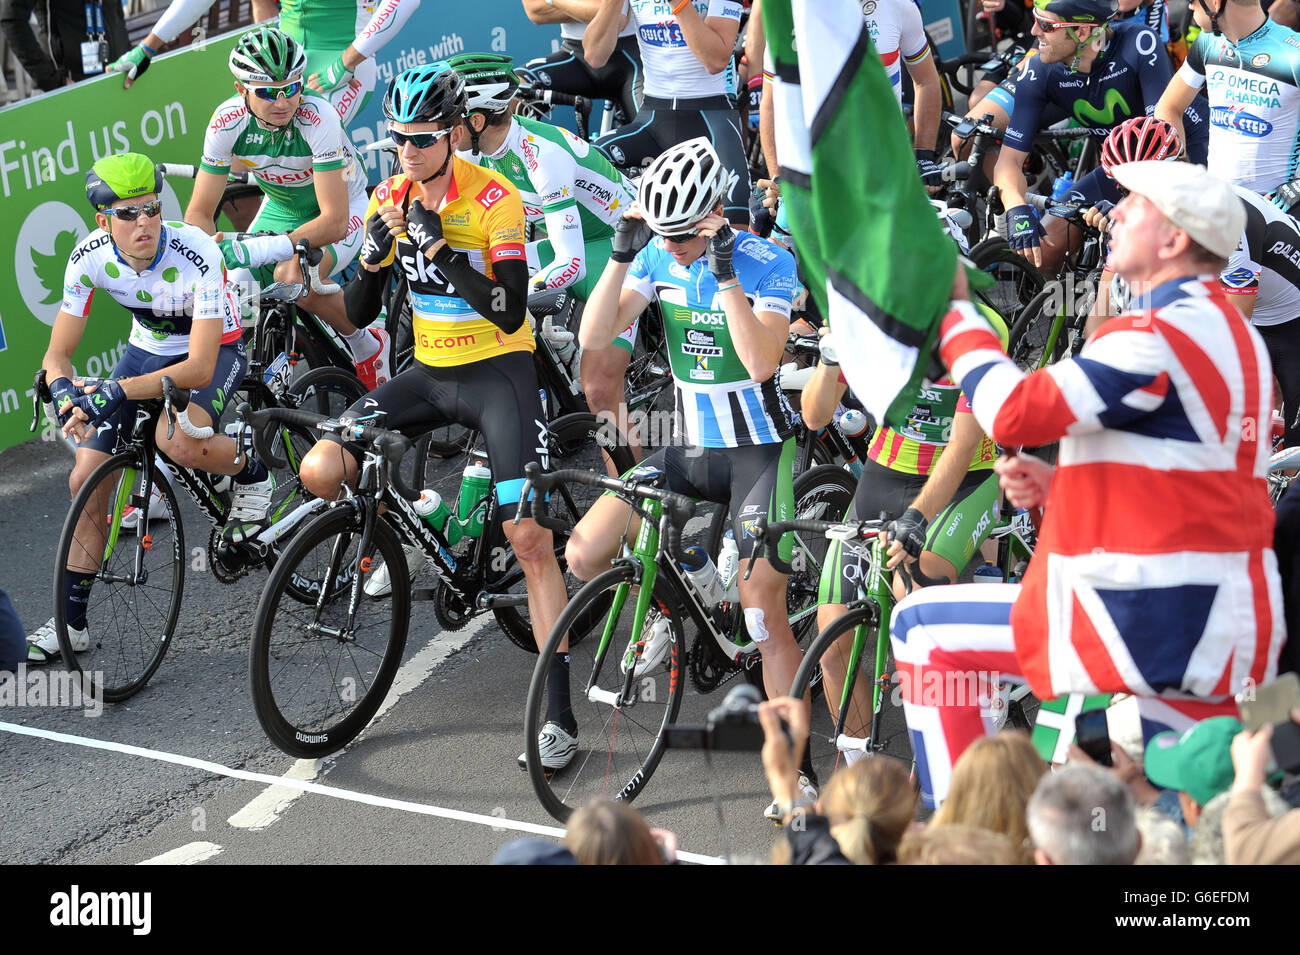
[900,468,1001,594]
[1257,321,1300,448]
[1040,166,1120,277]
[729,437,802,702]
[889,583,1025,808]
[593,106,663,171]
[153,339,249,476]
[815,456,926,744]
[296,195,378,363]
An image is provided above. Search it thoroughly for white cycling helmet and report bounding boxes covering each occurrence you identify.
[637,137,729,234]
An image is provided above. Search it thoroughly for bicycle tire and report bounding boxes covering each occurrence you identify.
[970,238,1047,331]
[249,505,410,758]
[524,565,686,822]
[786,465,858,652]
[1007,285,1070,372]
[789,605,900,789]
[54,451,184,702]
[490,411,635,653]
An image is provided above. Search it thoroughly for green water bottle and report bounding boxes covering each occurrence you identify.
[456,461,492,539]
[415,488,462,546]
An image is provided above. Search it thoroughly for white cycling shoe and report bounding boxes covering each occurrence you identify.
[517,721,578,772]
[222,475,276,543]
[363,545,424,598]
[621,611,671,678]
[26,617,88,665]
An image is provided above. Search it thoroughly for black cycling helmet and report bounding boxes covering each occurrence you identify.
[382,62,467,126]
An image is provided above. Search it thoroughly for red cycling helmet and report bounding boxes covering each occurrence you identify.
[1100,116,1184,178]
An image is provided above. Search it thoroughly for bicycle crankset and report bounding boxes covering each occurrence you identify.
[208,526,259,584]
[432,579,475,631]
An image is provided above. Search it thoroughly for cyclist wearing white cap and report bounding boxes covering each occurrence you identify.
[889,161,1283,808]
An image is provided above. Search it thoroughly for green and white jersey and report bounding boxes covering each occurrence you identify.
[625,232,798,448]
[61,222,242,357]
[200,91,366,221]
[464,115,635,241]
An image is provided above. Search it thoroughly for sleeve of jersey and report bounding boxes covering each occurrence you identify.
[352,0,421,58]
[151,0,217,44]
[1001,68,1045,153]
[199,109,237,175]
[899,1,931,65]
[189,234,228,322]
[753,244,797,318]
[624,244,658,300]
[707,0,744,22]
[484,185,528,267]
[1178,36,1207,88]
[301,100,346,171]
[1221,244,1261,297]
[939,300,1170,446]
[61,248,96,318]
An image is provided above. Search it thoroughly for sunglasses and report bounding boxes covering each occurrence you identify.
[659,229,700,243]
[1032,11,1071,31]
[249,80,304,101]
[103,199,162,221]
[389,127,451,149]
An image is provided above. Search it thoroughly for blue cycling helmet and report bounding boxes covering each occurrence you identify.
[382,62,467,126]
[1033,0,1118,23]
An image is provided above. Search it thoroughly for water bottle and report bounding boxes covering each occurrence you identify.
[679,545,724,605]
[1047,170,1074,218]
[455,461,492,539]
[414,489,462,546]
[837,407,870,439]
[972,563,1003,584]
[717,530,740,602]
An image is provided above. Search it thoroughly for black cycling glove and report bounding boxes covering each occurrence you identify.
[886,507,929,561]
[915,149,943,189]
[359,212,395,266]
[610,215,654,263]
[708,222,737,282]
[406,201,444,257]
[49,377,77,425]
[70,379,126,428]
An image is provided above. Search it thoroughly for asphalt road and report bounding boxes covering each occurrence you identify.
[0,434,908,865]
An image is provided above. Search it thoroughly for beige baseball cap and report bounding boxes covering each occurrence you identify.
[1110,161,1244,259]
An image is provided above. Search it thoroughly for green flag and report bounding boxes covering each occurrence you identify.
[762,0,969,427]
[1032,693,1114,764]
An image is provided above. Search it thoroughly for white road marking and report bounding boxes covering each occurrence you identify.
[138,842,223,865]
[0,720,723,864]
[227,625,482,831]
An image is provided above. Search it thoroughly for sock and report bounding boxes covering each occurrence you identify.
[800,738,818,788]
[545,653,576,736]
[65,575,93,631]
[234,452,269,486]
[344,327,380,363]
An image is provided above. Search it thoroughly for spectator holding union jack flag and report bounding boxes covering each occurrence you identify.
[890,160,1285,809]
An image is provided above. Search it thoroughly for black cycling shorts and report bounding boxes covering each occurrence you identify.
[594,93,752,224]
[326,351,548,521]
[84,340,248,454]
[640,437,796,562]
[520,35,644,127]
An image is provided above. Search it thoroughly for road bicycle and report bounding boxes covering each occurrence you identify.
[36,362,344,702]
[518,460,856,821]
[243,403,636,758]
[774,504,1038,789]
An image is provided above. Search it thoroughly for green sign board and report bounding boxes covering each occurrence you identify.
[0,32,242,452]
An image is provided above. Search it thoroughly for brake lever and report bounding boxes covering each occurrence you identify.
[513,478,533,526]
[163,395,177,441]
[742,519,767,582]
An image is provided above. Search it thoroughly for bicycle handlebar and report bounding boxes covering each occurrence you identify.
[160,376,213,441]
[234,402,420,501]
[517,463,697,561]
[1025,192,1094,220]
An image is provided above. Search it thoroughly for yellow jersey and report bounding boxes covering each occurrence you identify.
[365,156,533,367]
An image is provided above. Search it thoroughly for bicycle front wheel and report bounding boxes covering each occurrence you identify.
[250,506,410,757]
[789,605,899,790]
[524,565,686,822]
[54,451,184,702]
[786,465,857,651]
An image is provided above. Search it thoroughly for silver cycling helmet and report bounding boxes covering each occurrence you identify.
[637,137,729,234]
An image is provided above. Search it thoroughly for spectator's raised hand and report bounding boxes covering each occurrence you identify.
[995,453,1054,509]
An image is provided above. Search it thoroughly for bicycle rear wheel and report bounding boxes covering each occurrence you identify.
[54,451,184,702]
[970,238,1046,331]
[1007,285,1070,372]
[249,506,410,757]
[524,565,686,822]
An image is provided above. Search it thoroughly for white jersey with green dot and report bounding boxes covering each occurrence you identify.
[61,223,241,357]
[200,91,366,221]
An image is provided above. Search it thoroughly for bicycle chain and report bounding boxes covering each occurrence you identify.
[208,526,253,584]
[432,579,474,631]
